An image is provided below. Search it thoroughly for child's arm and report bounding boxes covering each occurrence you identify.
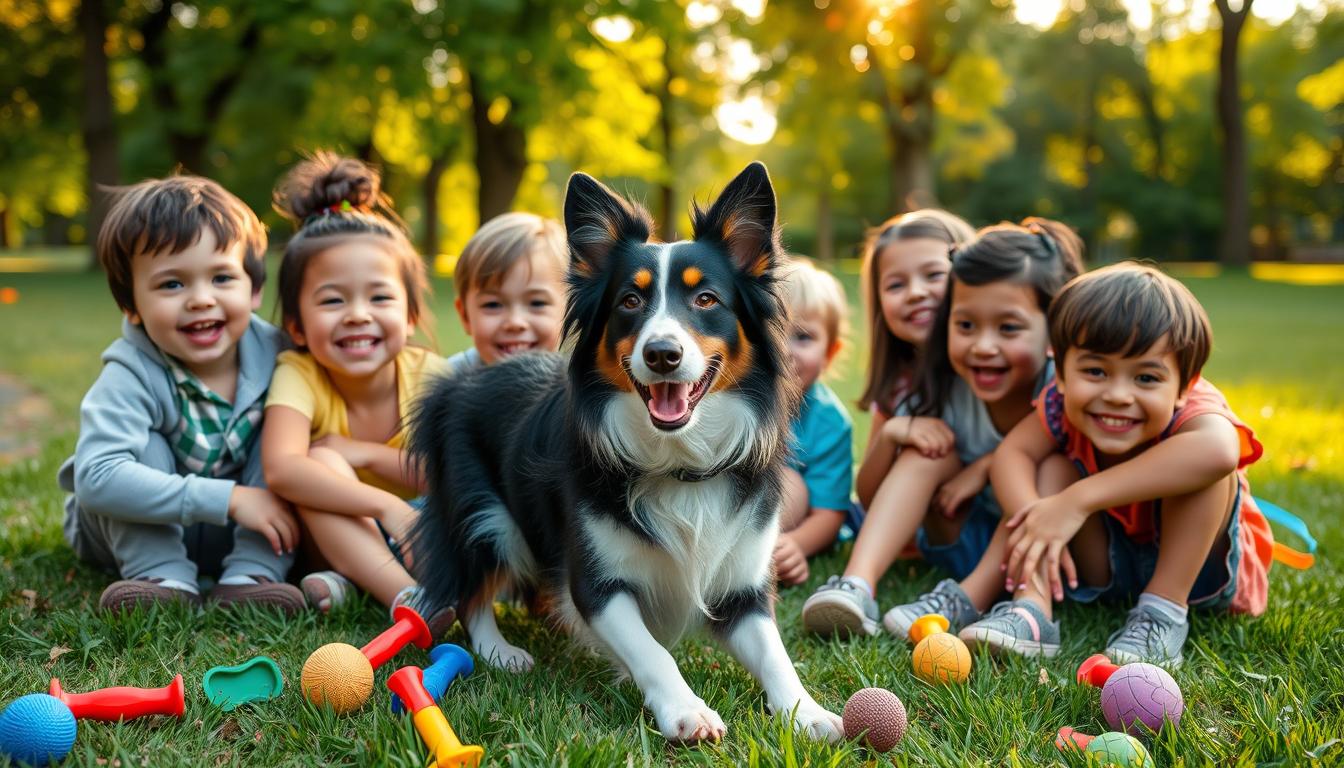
[261,406,415,532]
[310,434,422,492]
[1003,413,1242,598]
[855,412,955,508]
[935,453,993,517]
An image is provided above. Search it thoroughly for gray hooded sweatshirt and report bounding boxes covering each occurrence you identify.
[58,315,285,526]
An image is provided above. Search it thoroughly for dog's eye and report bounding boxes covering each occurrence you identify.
[620,293,642,310]
[694,292,718,308]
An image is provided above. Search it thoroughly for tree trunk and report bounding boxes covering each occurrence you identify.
[656,41,676,242]
[421,152,449,258]
[80,0,119,265]
[469,72,527,224]
[815,181,833,262]
[0,206,10,249]
[1215,0,1252,265]
[887,114,937,213]
[1080,71,1101,251]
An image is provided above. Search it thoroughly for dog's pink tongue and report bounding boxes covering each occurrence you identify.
[648,382,691,422]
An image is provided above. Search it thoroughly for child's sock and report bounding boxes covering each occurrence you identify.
[1138,592,1188,624]
[156,578,200,595]
[218,575,260,587]
[843,575,874,598]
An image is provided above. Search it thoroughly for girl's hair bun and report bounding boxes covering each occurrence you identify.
[274,150,384,224]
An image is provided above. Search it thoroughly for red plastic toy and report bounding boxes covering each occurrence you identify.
[47,674,185,721]
[386,666,483,768]
[301,605,435,713]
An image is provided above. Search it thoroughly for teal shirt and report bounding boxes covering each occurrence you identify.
[789,381,854,512]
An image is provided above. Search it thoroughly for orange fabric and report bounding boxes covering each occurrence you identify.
[1037,377,1272,615]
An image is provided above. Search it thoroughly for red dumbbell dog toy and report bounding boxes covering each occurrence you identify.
[48,674,184,721]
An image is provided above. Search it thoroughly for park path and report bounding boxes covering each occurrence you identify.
[0,372,52,466]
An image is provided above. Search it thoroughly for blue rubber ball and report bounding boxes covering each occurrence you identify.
[0,693,77,766]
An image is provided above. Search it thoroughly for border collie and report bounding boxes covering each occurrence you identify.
[408,163,842,743]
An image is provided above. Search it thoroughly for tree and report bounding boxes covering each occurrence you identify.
[80,0,119,262]
[1214,0,1253,264]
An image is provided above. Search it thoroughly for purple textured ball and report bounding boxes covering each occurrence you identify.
[1100,663,1183,735]
[0,693,77,767]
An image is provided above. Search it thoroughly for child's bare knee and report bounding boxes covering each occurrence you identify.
[1036,453,1080,497]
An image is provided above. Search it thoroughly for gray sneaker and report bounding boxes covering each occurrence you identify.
[1104,604,1188,667]
[959,599,1061,658]
[882,579,982,640]
[800,575,879,637]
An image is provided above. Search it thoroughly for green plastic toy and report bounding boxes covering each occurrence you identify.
[202,656,284,711]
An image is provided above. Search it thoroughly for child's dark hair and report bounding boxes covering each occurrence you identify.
[1050,262,1211,390]
[908,217,1085,417]
[98,175,267,315]
[858,209,976,414]
[273,151,431,344]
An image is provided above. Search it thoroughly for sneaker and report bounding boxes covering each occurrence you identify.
[1104,604,1188,667]
[959,599,1061,658]
[99,578,202,613]
[882,579,982,640]
[800,575,879,637]
[392,585,457,638]
[210,575,306,615]
[301,570,355,613]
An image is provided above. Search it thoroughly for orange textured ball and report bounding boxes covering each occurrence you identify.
[842,687,907,752]
[301,642,373,714]
[912,633,972,684]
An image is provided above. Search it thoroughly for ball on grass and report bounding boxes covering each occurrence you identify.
[842,687,907,752]
[1101,662,1183,735]
[1086,731,1153,767]
[0,693,77,767]
[912,633,972,684]
[301,642,374,714]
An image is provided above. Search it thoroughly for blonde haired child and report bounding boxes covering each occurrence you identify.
[260,152,448,629]
[449,211,568,372]
[773,257,852,586]
[978,263,1274,664]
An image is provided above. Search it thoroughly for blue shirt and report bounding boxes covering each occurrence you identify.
[790,381,854,512]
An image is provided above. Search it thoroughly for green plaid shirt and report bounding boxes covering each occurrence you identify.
[164,358,262,478]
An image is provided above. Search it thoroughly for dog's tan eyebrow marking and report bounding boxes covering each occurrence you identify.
[634,268,652,290]
[682,266,702,288]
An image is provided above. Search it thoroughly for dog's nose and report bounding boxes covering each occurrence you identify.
[643,338,682,375]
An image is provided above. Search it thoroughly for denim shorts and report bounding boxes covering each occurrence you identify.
[1065,480,1243,610]
[915,486,1000,581]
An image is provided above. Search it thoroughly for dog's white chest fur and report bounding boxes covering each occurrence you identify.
[575,475,776,646]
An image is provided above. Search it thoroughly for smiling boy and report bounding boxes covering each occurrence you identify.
[58,176,304,613]
[980,263,1274,664]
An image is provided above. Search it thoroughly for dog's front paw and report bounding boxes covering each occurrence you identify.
[651,696,727,743]
[477,643,534,673]
[788,699,844,743]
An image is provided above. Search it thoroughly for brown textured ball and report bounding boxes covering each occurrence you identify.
[842,687,907,752]
[301,642,374,714]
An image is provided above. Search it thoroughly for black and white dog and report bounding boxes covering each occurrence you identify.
[408,163,842,743]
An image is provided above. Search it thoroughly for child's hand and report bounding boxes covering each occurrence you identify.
[311,434,375,469]
[228,486,300,556]
[380,499,419,570]
[772,534,809,586]
[935,464,986,518]
[1003,493,1085,601]
[886,416,955,458]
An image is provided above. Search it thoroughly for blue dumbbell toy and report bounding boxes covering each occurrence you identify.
[390,644,473,715]
[0,693,78,766]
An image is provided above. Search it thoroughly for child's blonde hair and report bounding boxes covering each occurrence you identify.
[778,257,849,370]
[858,209,975,412]
[454,212,567,296]
[272,151,432,346]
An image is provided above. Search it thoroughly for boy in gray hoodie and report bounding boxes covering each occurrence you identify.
[58,176,305,613]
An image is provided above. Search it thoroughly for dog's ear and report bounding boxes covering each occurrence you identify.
[564,172,652,275]
[691,162,779,277]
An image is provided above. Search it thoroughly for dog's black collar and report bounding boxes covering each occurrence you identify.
[672,467,719,482]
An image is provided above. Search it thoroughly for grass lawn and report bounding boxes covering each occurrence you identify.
[1,262,1341,767]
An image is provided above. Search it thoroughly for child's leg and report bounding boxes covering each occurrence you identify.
[843,450,961,588]
[297,447,416,607]
[1148,473,1238,606]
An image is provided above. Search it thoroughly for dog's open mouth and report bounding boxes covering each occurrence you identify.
[627,356,721,431]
